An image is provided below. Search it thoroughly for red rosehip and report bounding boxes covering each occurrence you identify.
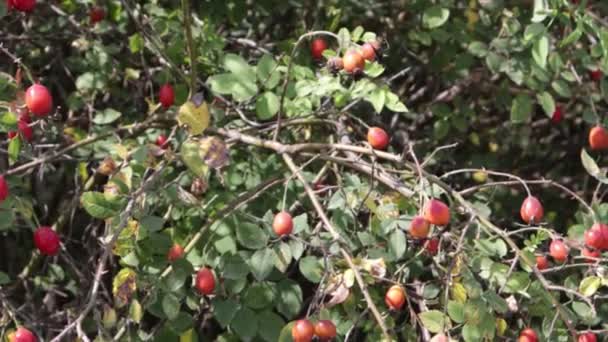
[8,131,17,139]
[551,106,563,124]
[585,228,604,250]
[385,285,406,310]
[25,84,53,117]
[520,196,544,224]
[291,319,315,342]
[195,267,215,295]
[89,7,105,24]
[33,226,60,256]
[409,216,430,239]
[519,328,538,342]
[18,119,33,142]
[361,41,380,61]
[578,332,597,342]
[589,126,608,150]
[582,248,600,263]
[549,239,569,263]
[167,243,184,262]
[159,84,175,109]
[424,199,450,226]
[425,238,440,255]
[310,38,327,60]
[314,320,337,341]
[12,327,37,342]
[590,222,608,250]
[10,0,35,12]
[590,69,603,82]
[155,135,169,149]
[0,175,8,203]
[342,50,365,74]
[367,126,389,150]
[273,211,293,236]
[536,255,549,270]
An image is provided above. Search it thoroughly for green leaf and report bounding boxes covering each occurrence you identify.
[510,95,532,123]
[423,6,450,29]
[128,33,144,53]
[551,79,572,98]
[419,310,450,333]
[504,272,530,293]
[0,271,10,285]
[365,88,386,113]
[244,282,276,309]
[462,323,482,342]
[448,301,465,323]
[81,191,122,219]
[276,279,303,319]
[129,299,143,323]
[388,229,407,259]
[236,222,269,250]
[532,35,549,69]
[581,149,608,183]
[337,28,351,49]
[536,91,555,118]
[256,92,280,119]
[93,108,122,125]
[231,307,258,340]
[257,54,280,89]
[524,23,546,42]
[180,141,209,177]
[212,298,240,328]
[274,242,292,273]
[163,259,193,292]
[299,256,324,283]
[468,41,488,57]
[8,136,20,166]
[140,216,165,233]
[531,0,549,23]
[579,276,602,297]
[483,291,508,314]
[223,255,250,280]
[258,311,285,342]
[162,293,181,320]
[223,54,256,82]
[249,248,276,281]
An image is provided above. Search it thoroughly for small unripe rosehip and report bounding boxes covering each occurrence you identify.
[551,105,563,124]
[424,199,450,226]
[520,196,544,224]
[409,216,430,239]
[159,84,175,109]
[273,211,293,236]
[361,40,381,61]
[519,328,538,342]
[155,135,169,149]
[33,226,61,256]
[25,84,53,117]
[342,50,365,74]
[367,126,389,150]
[310,38,327,60]
[425,238,439,255]
[536,255,549,270]
[195,267,215,295]
[167,243,185,262]
[385,285,406,310]
[549,239,569,263]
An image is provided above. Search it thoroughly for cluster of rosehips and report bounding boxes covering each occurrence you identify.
[310,37,381,75]
[291,318,337,342]
[8,0,106,25]
[518,328,596,342]
[166,245,217,296]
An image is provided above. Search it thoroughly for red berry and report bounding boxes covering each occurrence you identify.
[582,248,600,263]
[424,199,450,226]
[18,119,33,142]
[590,222,608,250]
[551,105,563,124]
[549,239,569,262]
[273,211,293,236]
[367,126,389,150]
[585,228,604,250]
[155,135,169,149]
[159,84,175,109]
[589,126,608,150]
[167,243,184,262]
[33,226,60,256]
[578,332,597,342]
[291,319,315,342]
[519,328,538,342]
[8,131,17,139]
[520,196,544,224]
[342,50,365,74]
[314,320,337,340]
[25,84,53,117]
[425,238,440,255]
[409,216,430,239]
[361,41,380,61]
[89,7,105,24]
[385,285,406,310]
[310,38,327,60]
[195,267,215,295]
[10,0,35,12]
[12,327,37,342]
[536,255,549,270]
[0,175,8,203]
[590,69,603,82]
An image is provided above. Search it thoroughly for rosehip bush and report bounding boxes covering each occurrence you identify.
[3,1,608,341]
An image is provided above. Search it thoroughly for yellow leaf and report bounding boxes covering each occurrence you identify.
[112,268,137,307]
[178,93,210,135]
[496,318,507,336]
[180,329,196,342]
[451,282,467,303]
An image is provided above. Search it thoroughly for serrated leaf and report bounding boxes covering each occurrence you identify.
[256,92,280,119]
[258,311,285,342]
[536,91,555,117]
[162,293,181,320]
[510,95,532,123]
[236,222,269,250]
[93,108,122,125]
[212,298,240,328]
[532,35,549,69]
[249,248,276,281]
[81,191,122,219]
[299,256,324,283]
[366,88,386,113]
[276,279,303,319]
[419,310,450,333]
[579,276,601,296]
[232,307,258,340]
